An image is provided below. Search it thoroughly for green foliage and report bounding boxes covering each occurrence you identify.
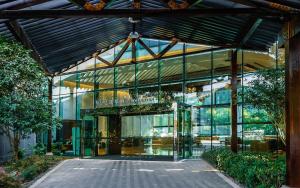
[202,148,286,188]
[0,173,21,188]
[21,165,39,181]
[243,69,285,145]
[34,143,46,156]
[0,37,62,160]
[4,155,67,183]
[17,148,25,160]
[51,142,63,156]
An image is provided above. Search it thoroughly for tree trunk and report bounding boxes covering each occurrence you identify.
[11,132,20,161]
[270,112,286,146]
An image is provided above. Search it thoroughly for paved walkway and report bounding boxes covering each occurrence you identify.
[30,159,239,188]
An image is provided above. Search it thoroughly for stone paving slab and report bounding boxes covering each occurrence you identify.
[30,158,239,188]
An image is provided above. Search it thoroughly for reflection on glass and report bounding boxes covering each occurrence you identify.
[160,83,183,104]
[116,88,136,106]
[53,76,60,96]
[78,71,94,92]
[60,74,76,94]
[52,37,283,157]
[213,50,231,77]
[121,114,174,156]
[116,65,135,88]
[186,52,211,80]
[137,61,158,85]
[95,68,114,90]
[138,86,158,105]
[77,92,94,120]
[160,56,183,82]
[97,116,108,156]
[60,94,76,120]
[78,58,94,71]
[96,90,114,108]
[243,124,278,152]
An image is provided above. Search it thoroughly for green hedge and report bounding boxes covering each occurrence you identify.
[202,148,285,188]
[2,155,67,186]
[0,173,21,188]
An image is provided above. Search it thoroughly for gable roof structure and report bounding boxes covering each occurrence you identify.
[0,0,299,75]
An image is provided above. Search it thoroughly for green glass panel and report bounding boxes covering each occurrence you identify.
[72,127,80,155]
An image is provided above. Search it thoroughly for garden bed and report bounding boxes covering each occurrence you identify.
[202,148,286,188]
[0,155,68,188]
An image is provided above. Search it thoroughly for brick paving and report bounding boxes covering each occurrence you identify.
[30,158,236,188]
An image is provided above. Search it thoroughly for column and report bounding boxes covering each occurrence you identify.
[286,32,300,187]
[47,77,53,152]
[231,50,238,153]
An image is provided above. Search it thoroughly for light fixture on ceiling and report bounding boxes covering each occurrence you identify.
[128,17,140,39]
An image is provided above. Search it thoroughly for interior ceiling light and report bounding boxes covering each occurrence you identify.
[129,31,139,39]
[128,17,140,39]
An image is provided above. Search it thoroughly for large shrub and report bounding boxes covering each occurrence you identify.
[0,173,21,188]
[4,155,67,184]
[202,148,285,188]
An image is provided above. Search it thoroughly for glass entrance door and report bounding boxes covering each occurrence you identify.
[97,116,108,156]
[177,105,192,159]
[81,115,96,157]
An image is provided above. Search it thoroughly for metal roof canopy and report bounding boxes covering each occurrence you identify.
[0,0,299,75]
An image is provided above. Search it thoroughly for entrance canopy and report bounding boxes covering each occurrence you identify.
[0,0,299,74]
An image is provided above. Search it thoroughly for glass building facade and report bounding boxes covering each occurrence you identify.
[51,38,284,159]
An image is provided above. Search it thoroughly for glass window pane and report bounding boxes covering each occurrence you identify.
[78,71,94,92]
[160,83,183,103]
[213,50,231,77]
[186,52,211,80]
[160,56,183,82]
[243,50,276,73]
[77,92,94,110]
[96,90,114,108]
[60,94,76,120]
[138,86,158,105]
[117,88,136,106]
[185,80,211,106]
[162,42,183,58]
[78,58,94,71]
[243,124,277,152]
[116,64,135,88]
[53,76,60,95]
[95,68,114,90]
[60,74,76,94]
[137,61,158,85]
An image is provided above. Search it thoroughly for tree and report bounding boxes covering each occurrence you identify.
[0,37,61,160]
[243,69,285,145]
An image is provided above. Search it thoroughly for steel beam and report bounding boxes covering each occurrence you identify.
[236,17,263,47]
[265,0,300,9]
[112,38,131,66]
[5,20,50,75]
[156,39,178,58]
[0,8,289,19]
[137,38,157,58]
[96,56,112,67]
[132,38,137,63]
[0,0,49,10]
